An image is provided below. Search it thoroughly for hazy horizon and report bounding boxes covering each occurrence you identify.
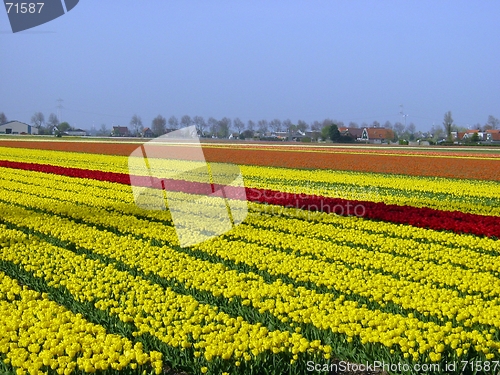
[1,1,499,132]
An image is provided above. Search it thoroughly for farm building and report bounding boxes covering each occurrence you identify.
[65,128,87,136]
[0,121,38,135]
[339,127,394,143]
[359,127,394,143]
[111,126,130,137]
[142,127,154,137]
[486,129,500,142]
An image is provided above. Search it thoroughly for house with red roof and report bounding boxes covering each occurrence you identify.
[142,127,154,138]
[461,129,486,141]
[111,126,130,137]
[362,128,394,143]
[486,129,500,142]
[339,127,363,139]
[338,126,394,143]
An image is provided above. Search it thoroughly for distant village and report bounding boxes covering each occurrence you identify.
[1,112,499,145]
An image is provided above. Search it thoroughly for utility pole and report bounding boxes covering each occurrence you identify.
[399,104,408,128]
[57,98,64,123]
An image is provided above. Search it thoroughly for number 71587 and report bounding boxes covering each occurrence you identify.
[5,3,45,14]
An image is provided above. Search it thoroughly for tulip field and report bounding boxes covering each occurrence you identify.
[0,139,500,375]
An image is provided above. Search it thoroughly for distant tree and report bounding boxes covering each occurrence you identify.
[152,115,166,136]
[393,122,405,138]
[311,121,322,131]
[240,129,254,139]
[329,124,341,142]
[348,121,359,128]
[383,121,393,129]
[97,124,108,136]
[322,119,333,128]
[257,120,268,134]
[55,121,71,136]
[405,122,417,141]
[31,112,45,129]
[46,113,59,134]
[360,122,369,129]
[372,120,381,128]
[269,119,282,133]
[333,120,345,128]
[180,115,192,129]
[0,112,6,124]
[321,125,330,141]
[282,119,293,132]
[296,120,308,133]
[129,114,143,136]
[233,117,244,134]
[218,117,231,138]
[484,115,499,130]
[470,132,480,143]
[443,111,454,142]
[193,115,206,135]
[168,116,179,130]
[246,120,255,132]
[208,117,218,137]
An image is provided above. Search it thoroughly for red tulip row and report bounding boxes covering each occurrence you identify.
[247,190,500,239]
[1,159,498,239]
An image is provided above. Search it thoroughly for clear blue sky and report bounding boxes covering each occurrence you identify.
[1,1,499,131]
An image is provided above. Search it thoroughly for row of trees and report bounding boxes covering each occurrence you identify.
[130,115,382,138]
[133,114,310,138]
[1,111,498,142]
[29,111,64,135]
[442,112,500,142]
[1,111,90,136]
[132,113,500,141]
[0,111,66,135]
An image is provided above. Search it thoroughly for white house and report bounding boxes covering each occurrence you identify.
[0,121,38,135]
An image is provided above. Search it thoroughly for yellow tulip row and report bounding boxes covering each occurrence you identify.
[0,147,128,174]
[1,146,499,216]
[225,222,500,296]
[0,187,499,363]
[2,144,498,203]
[2,176,500,330]
[0,222,330,370]
[0,167,175,225]
[1,172,500,334]
[244,207,500,273]
[240,164,500,215]
[3,166,498,278]
[194,236,500,327]
[3,168,500,313]
[0,267,163,375]
[248,203,500,257]
[1,151,499,364]
[1,163,496,266]
[7,161,497,266]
